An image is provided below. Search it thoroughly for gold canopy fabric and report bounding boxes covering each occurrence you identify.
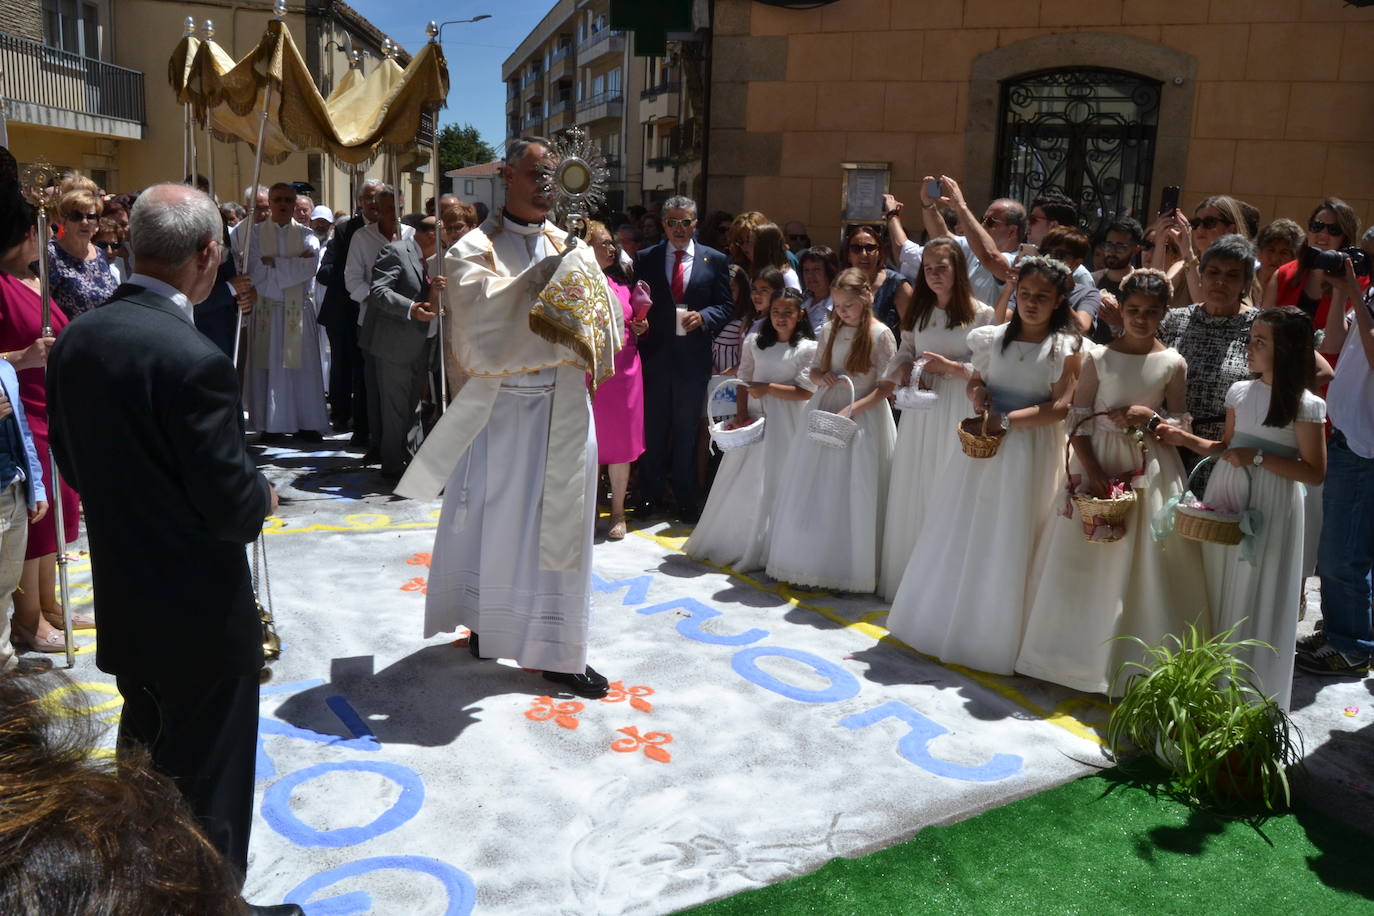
[168,20,449,166]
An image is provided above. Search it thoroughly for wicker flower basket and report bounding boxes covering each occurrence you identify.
[957,409,1005,459]
[807,375,859,449]
[1065,410,1143,544]
[707,379,766,452]
[894,357,939,412]
[1174,456,1248,546]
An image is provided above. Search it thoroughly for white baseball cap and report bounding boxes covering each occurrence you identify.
[310,205,334,222]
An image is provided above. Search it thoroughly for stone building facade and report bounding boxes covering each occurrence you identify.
[707,0,1374,244]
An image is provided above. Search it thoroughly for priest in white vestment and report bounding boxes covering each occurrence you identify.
[397,137,623,699]
[242,182,331,438]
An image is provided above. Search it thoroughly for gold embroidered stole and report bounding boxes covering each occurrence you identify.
[250,220,307,370]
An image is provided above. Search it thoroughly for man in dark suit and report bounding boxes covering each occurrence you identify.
[365,213,441,480]
[316,180,380,439]
[48,185,296,916]
[634,195,733,521]
[194,223,257,359]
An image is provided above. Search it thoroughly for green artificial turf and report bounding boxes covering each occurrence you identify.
[681,765,1374,915]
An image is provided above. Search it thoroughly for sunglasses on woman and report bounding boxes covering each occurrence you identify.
[1309,219,1343,236]
[849,243,881,254]
[1188,216,1232,230]
[95,241,121,251]
[67,212,101,223]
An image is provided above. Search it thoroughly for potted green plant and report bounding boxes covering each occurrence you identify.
[1108,622,1304,810]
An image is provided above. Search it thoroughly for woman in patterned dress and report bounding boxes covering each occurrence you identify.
[47,187,118,320]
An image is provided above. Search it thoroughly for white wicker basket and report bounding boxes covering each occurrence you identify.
[894,357,938,412]
[807,375,859,449]
[708,379,766,451]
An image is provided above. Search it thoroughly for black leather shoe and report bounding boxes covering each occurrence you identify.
[542,665,610,698]
[295,430,324,442]
[467,632,482,659]
[244,903,305,915]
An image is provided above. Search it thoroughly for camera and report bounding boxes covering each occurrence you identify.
[1300,246,1372,277]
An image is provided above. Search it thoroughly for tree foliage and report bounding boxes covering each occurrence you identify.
[437,124,497,175]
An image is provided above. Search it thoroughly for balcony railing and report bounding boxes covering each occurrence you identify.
[577,29,624,61]
[640,80,681,100]
[521,112,543,131]
[577,90,623,112]
[520,69,543,90]
[0,31,145,128]
[549,44,572,64]
[548,98,571,116]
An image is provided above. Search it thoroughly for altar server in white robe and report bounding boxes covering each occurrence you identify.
[242,182,331,439]
[397,136,623,699]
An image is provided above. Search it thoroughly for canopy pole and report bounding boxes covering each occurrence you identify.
[425,21,447,412]
[232,76,274,370]
[19,160,74,667]
[202,20,217,201]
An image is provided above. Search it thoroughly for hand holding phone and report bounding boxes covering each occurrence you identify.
[1159,185,1180,216]
[924,178,943,201]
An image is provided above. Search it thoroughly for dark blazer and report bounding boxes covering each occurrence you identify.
[316,213,364,326]
[193,237,241,359]
[634,240,734,376]
[364,238,434,366]
[48,284,271,679]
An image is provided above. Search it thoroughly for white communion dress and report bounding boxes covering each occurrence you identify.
[886,324,1079,675]
[878,302,995,601]
[1016,345,1210,694]
[1200,379,1325,712]
[686,333,817,569]
[765,321,897,592]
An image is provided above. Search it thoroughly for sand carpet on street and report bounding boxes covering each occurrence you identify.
[32,444,1373,915]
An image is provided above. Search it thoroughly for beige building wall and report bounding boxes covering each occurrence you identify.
[710,0,1374,245]
[5,0,430,214]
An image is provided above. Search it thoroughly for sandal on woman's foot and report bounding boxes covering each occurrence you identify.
[43,609,95,631]
[11,622,68,653]
[607,516,627,541]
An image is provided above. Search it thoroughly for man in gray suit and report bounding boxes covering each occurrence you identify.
[365,213,442,480]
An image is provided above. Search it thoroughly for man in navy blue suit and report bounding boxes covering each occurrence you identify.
[633,195,733,521]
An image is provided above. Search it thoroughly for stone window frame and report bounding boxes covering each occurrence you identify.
[963,33,1197,218]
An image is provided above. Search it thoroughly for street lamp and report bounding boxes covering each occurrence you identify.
[436,14,492,43]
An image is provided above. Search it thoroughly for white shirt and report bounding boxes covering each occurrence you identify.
[665,239,695,300]
[127,273,193,324]
[949,234,1016,308]
[898,239,923,281]
[345,221,415,325]
[1328,296,1374,458]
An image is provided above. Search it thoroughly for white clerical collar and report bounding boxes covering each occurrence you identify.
[502,211,548,236]
[128,273,194,323]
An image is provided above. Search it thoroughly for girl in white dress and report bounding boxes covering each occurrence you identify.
[766,268,898,592]
[879,238,995,600]
[1156,306,1327,711]
[1017,270,1210,694]
[687,291,818,569]
[887,258,1083,675]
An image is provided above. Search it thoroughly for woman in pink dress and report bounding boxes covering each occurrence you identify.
[587,220,647,540]
[0,212,84,653]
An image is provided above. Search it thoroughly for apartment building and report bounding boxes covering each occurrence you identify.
[501,0,704,215]
[1,0,431,212]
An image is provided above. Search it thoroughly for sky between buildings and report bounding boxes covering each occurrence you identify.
[348,0,552,159]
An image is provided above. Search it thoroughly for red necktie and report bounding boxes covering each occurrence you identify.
[671,248,686,303]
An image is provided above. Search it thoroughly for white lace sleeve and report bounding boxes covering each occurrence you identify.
[966,324,998,378]
[883,329,918,385]
[737,334,759,384]
[794,339,819,392]
[872,323,898,379]
[1224,379,1249,410]
[1297,391,1327,424]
